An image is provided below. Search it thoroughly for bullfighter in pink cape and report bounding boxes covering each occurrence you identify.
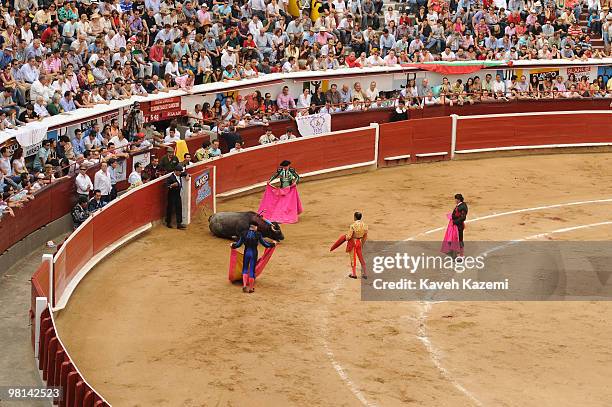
[441,194,468,258]
[258,160,303,224]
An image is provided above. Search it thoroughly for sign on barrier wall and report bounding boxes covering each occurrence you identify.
[132,151,151,171]
[188,164,216,225]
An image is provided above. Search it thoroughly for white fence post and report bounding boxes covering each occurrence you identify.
[370,122,380,168]
[34,297,47,358]
[42,254,54,308]
[450,114,459,159]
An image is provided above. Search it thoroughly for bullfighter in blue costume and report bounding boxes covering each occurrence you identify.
[231,221,276,293]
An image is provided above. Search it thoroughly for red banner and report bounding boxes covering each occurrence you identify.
[140,97,183,123]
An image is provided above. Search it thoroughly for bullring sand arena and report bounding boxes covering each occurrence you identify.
[53,152,612,407]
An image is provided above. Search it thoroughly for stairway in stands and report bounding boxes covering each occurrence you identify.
[579,6,605,52]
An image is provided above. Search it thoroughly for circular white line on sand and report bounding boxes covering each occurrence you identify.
[325,198,612,407]
[413,207,612,406]
[321,279,379,407]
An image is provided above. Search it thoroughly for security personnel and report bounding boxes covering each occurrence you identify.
[165,164,189,229]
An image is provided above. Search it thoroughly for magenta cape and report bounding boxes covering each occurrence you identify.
[440,213,461,254]
[228,246,276,282]
[257,184,303,224]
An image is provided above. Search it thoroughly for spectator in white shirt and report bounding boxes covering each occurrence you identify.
[33,96,49,118]
[30,74,54,103]
[279,128,297,141]
[440,47,456,61]
[128,162,143,188]
[21,21,34,46]
[282,56,296,72]
[364,81,379,101]
[75,165,93,200]
[164,128,181,144]
[165,56,180,77]
[63,17,78,42]
[366,49,385,66]
[492,74,506,95]
[110,28,127,52]
[259,129,277,145]
[248,15,265,37]
[229,141,244,153]
[109,131,130,153]
[297,88,311,108]
[94,161,112,202]
[422,91,441,106]
[220,48,238,69]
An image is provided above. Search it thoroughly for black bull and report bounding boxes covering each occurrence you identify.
[208,211,285,241]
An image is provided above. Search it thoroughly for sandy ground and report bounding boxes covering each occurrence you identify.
[55,153,612,407]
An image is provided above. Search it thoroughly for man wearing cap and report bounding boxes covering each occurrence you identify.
[269,160,299,187]
[220,46,238,69]
[160,146,179,173]
[165,164,189,229]
[0,47,14,70]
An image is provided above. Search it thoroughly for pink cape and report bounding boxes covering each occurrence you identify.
[228,246,276,282]
[440,213,461,254]
[257,184,303,224]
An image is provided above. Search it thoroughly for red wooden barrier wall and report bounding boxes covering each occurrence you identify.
[53,179,167,307]
[455,113,612,152]
[378,117,453,165]
[30,261,49,347]
[214,128,376,194]
[36,307,110,407]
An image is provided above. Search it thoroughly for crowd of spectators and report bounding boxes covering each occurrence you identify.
[2,0,612,221]
[190,71,612,142]
[0,0,609,127]
[3,67,612,222]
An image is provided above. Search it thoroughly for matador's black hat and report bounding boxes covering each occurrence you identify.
[280,160,291,167]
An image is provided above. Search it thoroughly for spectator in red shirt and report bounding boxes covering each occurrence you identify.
[242,34,258,61]
[346,52,361,67]
[568,23,583,37]
[148,39,165,77]
[41,21,58,44]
